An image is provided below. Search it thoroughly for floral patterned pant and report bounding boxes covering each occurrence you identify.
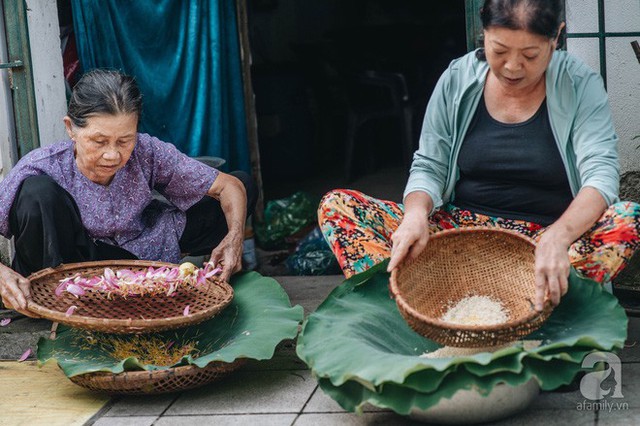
[318,189,640,283]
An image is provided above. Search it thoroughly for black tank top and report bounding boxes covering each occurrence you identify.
[453,96,573,226]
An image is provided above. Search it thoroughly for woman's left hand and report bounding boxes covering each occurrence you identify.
[531,188,608,311]
[205,172,248,283]
[534,231,571,311]
[209,231,244,283]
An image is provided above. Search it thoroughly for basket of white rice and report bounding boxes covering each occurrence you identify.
[389,227,553,347]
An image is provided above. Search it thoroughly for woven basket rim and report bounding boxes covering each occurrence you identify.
[68,358,247,394]
[26,259,233,333]
[389,227,552,332]
[70,358,247,381]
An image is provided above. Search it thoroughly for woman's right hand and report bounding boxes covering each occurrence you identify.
[388,211,430,272]
[387,192,434,273]
[0,263,38,317]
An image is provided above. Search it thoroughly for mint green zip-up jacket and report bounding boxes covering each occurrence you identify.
[404,50,620,215]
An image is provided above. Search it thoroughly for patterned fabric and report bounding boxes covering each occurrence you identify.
[318,189,640,283]
[0,134,218,263]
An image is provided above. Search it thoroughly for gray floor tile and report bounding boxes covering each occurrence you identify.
[277,275,343,314]
[529,390,586,410]
[0,318,50,360]
[621,317,640,363]
[166,370,317,415]
[598,362,640,408]
[597,408,640,425]
[303,387,347,413]
[155,414,297,426]
[484,408,595,425]
[104,394,177,416]
[243,339,308,371]
[92,417,157,426]
[303,387,388,414]
[294,412,420,426]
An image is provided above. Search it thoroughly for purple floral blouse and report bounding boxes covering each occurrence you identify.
[0,133,218,263]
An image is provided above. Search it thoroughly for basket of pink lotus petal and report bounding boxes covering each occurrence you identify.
[26,260,233,334]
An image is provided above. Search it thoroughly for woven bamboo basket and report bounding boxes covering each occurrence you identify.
[69,359,246,395]
[27,260,233,334]
[389,227,552,347]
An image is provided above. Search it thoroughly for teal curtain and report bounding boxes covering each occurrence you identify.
[71,0,250,172]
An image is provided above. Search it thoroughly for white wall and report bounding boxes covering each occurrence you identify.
[26,0,67,147]
[566,0,640,174]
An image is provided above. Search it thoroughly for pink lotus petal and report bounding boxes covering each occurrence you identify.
[87,277,103,287]
[18,348,31,362]
[183,305,190,316]
[65,306,77,317]
[0,318,10,327]
[196,270,207,286]
[65,283,85,297]
[165,268,180,281]
[54,281,67,297]
[103,268,119,287]
[205,267,222,278]
[116,269,136,279]
[166,283,177,297]
[104,268,115,280]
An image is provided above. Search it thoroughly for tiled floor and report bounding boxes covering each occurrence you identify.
[2,274,639,425]
[82,276,640,426]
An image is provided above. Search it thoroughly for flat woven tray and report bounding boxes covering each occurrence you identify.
[27,260,233,334]
[390,227,552,347]
[69,359,246,394]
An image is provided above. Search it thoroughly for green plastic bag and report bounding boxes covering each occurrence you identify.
[254,191,317,250]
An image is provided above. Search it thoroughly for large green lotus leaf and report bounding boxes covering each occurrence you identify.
[527,269,627,350]
[38,272,303,377]
[298,264,524,391]
[297,262,626,393]
[318,357,586,415]
[462,346,599,378]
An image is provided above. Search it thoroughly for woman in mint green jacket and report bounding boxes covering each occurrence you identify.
[318,0,640,310]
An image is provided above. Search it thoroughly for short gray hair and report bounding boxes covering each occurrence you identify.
[67,69,143,127]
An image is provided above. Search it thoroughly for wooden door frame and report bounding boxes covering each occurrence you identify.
[1,0,40,160]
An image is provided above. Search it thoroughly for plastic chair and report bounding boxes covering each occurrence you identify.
[344,70,414,182]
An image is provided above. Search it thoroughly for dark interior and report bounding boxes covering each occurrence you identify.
[248,0,468,200]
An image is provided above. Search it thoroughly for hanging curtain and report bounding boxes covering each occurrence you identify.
[71,0,250,172]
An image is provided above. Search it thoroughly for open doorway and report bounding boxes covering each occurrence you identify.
[248,0,467,203]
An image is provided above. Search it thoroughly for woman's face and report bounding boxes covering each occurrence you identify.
[64,113,138,185]
[483,25,560,93]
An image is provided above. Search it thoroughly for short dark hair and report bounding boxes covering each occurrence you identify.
[67,69,143,127]
[478,0,564,59]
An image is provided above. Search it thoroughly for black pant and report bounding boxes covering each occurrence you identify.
[9,172,257,276]
[178,171,257,255]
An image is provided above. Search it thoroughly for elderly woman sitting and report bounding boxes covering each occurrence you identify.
[0,69,256,316]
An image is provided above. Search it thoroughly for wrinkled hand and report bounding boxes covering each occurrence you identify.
[534,232,570,311]
[0,264,39,318]
[209,232,244,283]
[387,212,430,273]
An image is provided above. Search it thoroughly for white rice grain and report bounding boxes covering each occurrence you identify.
[440,295,509,326]
[420,340,542,358]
